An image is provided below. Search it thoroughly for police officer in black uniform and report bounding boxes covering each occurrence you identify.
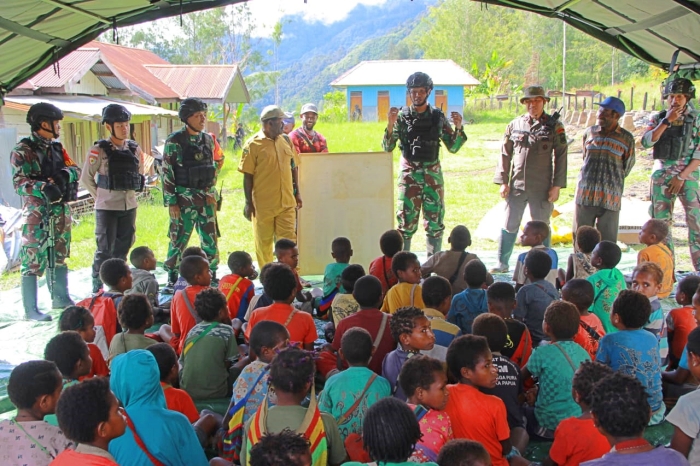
[81,104,145,293]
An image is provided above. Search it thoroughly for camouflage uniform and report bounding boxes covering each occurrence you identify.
[642,108,700,271]
[382,105,467,250]
[162,128,220,275]
[10,133,80,276]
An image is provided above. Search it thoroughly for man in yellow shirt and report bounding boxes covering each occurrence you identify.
[239,106,302,267]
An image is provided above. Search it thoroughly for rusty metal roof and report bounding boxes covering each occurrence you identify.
[16,49,101,90]
[144,65,250,104]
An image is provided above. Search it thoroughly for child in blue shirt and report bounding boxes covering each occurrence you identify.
[630,262,668,364]
[448,259,489,334]
[596,289,664,425]
[316,237,353,319]
[514,249,559,347]
[513,221,558,290]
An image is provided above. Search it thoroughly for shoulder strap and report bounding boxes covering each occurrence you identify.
[410,284,418,307]
[552,342,577,371]
[226,276,245,301]
[294,129,317,153]
[183,322,218,356]
[284,309,298,327]
[367,313,389,365]
[413,404,429,422]
[449,252,469,285]
[579,320,601,342]
[337,373,377,425]
[180,289,202,324]
[124,411,166,466]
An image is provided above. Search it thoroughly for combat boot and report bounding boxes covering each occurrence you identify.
[491,230,517,273]
[52,266,75,308]
[403,238,412,252]
[92,275,103,294]
[426,237,442,257]
[22,275,52,321]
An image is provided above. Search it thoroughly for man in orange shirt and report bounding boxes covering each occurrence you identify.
[245,263,316,351]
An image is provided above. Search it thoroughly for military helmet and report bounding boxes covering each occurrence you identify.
[406,72,433,91]
[26,102,63,128]
[663,78,696,100]
[178,98,208,122]
[101,104,131,124]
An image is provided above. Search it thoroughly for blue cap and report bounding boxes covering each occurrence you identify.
[594,97,625,116]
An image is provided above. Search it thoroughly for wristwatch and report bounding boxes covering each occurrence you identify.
[661,118,671,126]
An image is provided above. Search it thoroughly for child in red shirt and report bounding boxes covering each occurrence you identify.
[545,361,613,466]
[59,306,109,379]
[219,251,257,322]
[245,263,317,351]
[562,279,606,360]
[667,275,700,368]
[444,334,513,466]
[368,229,403,294]
[274,238,312,303]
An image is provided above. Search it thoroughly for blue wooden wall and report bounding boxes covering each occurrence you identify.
[343,84,465,121]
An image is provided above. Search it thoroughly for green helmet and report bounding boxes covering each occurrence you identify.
[663,78,696,100]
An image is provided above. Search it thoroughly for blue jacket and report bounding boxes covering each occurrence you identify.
[448,288,488,334]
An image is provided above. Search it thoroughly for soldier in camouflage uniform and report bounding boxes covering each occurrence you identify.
[11,103,81,320]
[162,98,220,287]
[491,86,568,273]
[383,72,467,255]
[642,77,700,271]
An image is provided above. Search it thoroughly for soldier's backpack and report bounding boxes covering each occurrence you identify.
[76,291,121,346]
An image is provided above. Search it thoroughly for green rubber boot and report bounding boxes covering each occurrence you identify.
[427,236,443,257]
[403,237,412,252]
[22,275,52,321]
[92,275,103,294]
[52,266,75,309]
[491,230,517,273]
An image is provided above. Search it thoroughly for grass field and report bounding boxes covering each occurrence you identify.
[0,113,686,290]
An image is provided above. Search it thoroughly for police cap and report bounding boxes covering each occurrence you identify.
[178,98,208,122]
[406,72,433,91]
[102,104,131,124]
[26,102,63,127]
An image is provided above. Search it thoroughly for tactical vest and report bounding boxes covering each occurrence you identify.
[653,109,697,161]
[20,137,78,202]
[401,107,442,163]
[95,140,144,191]
[172,131,216,190]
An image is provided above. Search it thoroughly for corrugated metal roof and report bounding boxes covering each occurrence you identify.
[331,60,481,87]
[17,49,101,90]
[144,65,250,103]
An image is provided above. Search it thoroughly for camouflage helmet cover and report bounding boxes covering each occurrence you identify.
[663,78,696,100]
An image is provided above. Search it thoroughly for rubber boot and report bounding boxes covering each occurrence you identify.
[162,269,179,294]
[211,270,219,287]
[52,266,75,309]
[403,237,412,252]
[22,275,52,321]
[426,236,443,257]
[491,229,517,273]
[92,275,103,294]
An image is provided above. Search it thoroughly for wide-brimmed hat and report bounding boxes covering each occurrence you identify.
[520,86,550,104]
[260,105,285,121]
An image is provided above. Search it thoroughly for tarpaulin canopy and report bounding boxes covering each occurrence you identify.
[0,0,251,98]
[473,0,700,71]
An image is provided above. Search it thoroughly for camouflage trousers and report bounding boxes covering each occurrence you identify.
[20,203,71,276]
[650,167,700,271]
[164,203,219,273]
[397,161,445,240]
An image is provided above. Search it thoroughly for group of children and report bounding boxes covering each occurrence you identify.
[2,218,699,466]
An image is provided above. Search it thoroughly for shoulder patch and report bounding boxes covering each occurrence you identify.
[556,127,566,134]
[89,154,98,164]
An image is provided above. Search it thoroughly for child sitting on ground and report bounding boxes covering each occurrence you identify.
[332,275,395,375]
[58,305,109,379]
[51,377,125,465]
[274,239,312,304]
[180,288,239,400]
[596,289,665,425]
[43,331,93,426]
[421,225,492,295]
[241,347,347,466]
[369,229,403,294]
[437,439,491,466]
[320,328,391,442]
[317,237,353,319]
[587,240,626,334]
[668,327,700,462]
[487,282,532,367]
[145,343,220,447]
[330,264,365,323]
[382,306,436,400]
[400,355,453,462]
[126,246,164,319]
[448,259,489,334]
[472,313,528,454]
[631,261,668,363]
[585,372,690,465]
[220,321,289,462]
[161,255,213,354]
[171,246,207,294]
[108,293,155,363]
[344,397,439,466]
[667,275,700,369]
[559,225,600,285]
[422,275,462,361]
[1,360,73,465]
[243,262,274,321]
[444,335,512,466]
[248,429,312,466]
[219,251,257,322]
[522,301,591,439]
[513,220,558,289]
[245,263,316,351]
[543,361,613,466]
[638,218,675,298]
[381,252,425,314]
[561,279,605,360]
[514,249,560,347]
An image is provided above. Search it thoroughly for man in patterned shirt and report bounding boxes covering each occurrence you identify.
[162,98,220,288]
[290,103,328,153]
[642,77,700,271]
[574,96,635,242]
[383,72,467,256]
